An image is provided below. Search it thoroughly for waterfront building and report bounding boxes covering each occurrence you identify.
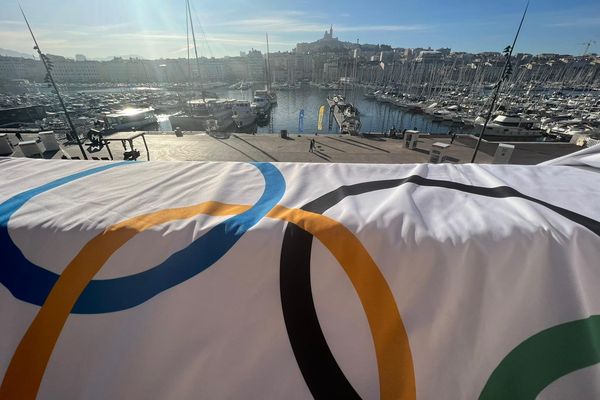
[0,29,598,88]
[416,50,443,63]
[0,56,45,81]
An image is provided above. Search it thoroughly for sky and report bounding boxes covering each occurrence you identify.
[0,0,599,59]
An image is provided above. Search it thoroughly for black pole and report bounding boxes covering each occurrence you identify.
[471,0,529,163]
[19,5,88,160]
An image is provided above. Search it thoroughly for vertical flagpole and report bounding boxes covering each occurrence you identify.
[19,5,88,159]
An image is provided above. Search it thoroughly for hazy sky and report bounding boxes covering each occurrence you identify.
[1,0,599,59]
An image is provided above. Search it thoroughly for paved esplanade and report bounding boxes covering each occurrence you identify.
[5,132,582,164]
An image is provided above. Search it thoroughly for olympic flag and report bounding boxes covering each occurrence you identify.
[1,157,599,399]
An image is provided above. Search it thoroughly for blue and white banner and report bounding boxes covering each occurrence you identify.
[298,109,304,133]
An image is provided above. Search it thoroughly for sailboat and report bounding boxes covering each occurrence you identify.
[252,33,277,108]
[326,50,361,135]
[326,95,361,135]
[251,33,278,118]
[169,0,233,132]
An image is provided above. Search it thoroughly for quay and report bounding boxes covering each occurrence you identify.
[2,131,583,164]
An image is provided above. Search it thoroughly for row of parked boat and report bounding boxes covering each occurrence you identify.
[0,85,279,136]
[309,82,342,91]
[363,86,600,141]
[168,91,274,132]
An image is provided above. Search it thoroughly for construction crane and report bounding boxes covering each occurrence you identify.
[579,40,597,56]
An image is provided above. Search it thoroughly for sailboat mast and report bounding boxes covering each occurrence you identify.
[266,33,271,91]
[471,0,529,162]
[185,0,191,81]
[186,0,204,100]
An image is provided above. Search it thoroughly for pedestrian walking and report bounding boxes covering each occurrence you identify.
[309,138,315,152]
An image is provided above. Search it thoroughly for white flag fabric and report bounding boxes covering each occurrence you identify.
[539,142,600,169]
[0,157,599,400]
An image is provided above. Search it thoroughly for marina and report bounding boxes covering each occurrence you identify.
[3,83,598,139]
[2,1,600,399]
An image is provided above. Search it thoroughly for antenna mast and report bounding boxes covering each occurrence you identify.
[471,0,529,163]
[19,5,88,159]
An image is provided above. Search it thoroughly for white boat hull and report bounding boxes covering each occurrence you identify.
[169,112,233,132]
[233,112,256,129]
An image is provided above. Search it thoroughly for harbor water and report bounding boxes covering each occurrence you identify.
[152,85,453,135]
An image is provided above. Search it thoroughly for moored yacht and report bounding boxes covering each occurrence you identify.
[363,90,381,100]
[169,99,233,132]
[254,89,277,105]
[228,81,253,90]
[549,123,600,141]
[232,100,256,129]
[103,107,158,131]
[251,91,271,114]
[473,114,544,138]
[267,90,277,104]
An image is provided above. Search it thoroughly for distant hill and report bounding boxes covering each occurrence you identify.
[0,48,34,58]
